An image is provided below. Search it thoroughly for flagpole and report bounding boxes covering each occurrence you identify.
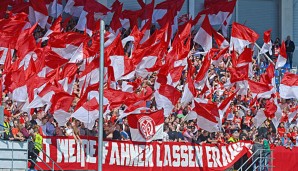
[98,20,105,171]
[254,43,275,64]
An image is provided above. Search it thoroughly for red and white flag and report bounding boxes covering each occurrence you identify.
[72,97,99,130]
[288,106,298,123]
[253,109,267,128]
[64,0,84,17]
[264,98,282,128]
[230,22,259,53]
[29,0,49,28]
[127,109,164,142]
[218,90,238,117]
[260,63,275,86]
[260,29,272,55]
[154,84,181,117]
[275,41,287,69]
[212,29,229,49]
[228,64,249,83]
[193,16,213,52]
[53,109,71,127]
[109,55,135,81]
[279,72,298,99]
[193,100,220,132]
[248,80,274,99]
[181,72,196,107]
[75,0,110,35]
[48,32,88,60]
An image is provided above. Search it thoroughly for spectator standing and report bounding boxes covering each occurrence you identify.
[252,135,264,171]
[112,124,121,140]
[119,124,129,140]
[3,111,12,140]
[11,119,25,141]
[262,136,271,171]
[40,116,48,136]
[228,130,239,143]
[46,115,56,136]
[20,121,32,140]
[285,35,295,68]
[29,126,43,171]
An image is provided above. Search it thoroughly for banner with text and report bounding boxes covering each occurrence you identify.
[37,136,253,171]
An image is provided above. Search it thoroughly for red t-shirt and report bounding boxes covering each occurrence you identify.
[278,127,286,136]
[233,116,242,124]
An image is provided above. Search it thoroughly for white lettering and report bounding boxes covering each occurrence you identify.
[88,140,96,163]
[68,139,76,163]
[138,145,145,167]
[129,144,139,166]
[212,147,222,167]
[205,146,213,168]
[56,139,69,163]
[163,145,172,166]
[194,146,203,167]
[109,142,120,165]
[180,145,188,167]
[120,143,130,166]
[77,143,81,162]
[172,145,180,167]
[44,138,51,163]
[82,139,88,164]
[188,146,195,167]
[228,144,236,160]
[144,145,153,167]
[156,145,162,167]
[102,141,109,164]
[221,146,231,166]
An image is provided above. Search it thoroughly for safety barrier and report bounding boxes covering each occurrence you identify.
[0,139,28,170]
[0,139,63,171]
[238,149,274,171]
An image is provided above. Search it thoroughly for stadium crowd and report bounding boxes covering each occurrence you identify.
[1,15,297,152]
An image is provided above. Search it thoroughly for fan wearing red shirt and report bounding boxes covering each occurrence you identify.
[277,122,286,137]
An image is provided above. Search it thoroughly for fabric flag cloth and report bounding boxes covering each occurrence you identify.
[212,29,229,49]
[265,98,282,129]
[154,84,181,117]
[248,80,274,99]
[127,109,164,142]
[193,16,213,52]
[28,0,49,28]
[194,100,220,132]
[180,67,196,107]
[275,41,287,69]
[288,106,298,123]
[72,97,99,130]
[253,109,267,128]
[260,29,272,55]
[230,22,259,53]
[279,72,298,99]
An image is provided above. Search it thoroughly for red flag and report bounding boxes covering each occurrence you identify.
[230,22,259,52]
[194,101,219,123]
[50,91,74,114]
[275,41,287,68]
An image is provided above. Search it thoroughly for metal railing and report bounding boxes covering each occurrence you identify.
[28,139,64,171]
[0,139,28,171]
[0,139,63,171]
[238,149,274,171]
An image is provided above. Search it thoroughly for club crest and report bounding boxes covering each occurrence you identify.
[137,116,156,140]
